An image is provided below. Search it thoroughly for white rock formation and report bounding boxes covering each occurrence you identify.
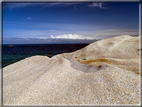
[3,35,140,105]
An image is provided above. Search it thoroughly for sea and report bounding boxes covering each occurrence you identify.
[2,44,89,68]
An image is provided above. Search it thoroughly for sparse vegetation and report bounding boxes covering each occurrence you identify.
[79,58,111,64]
[135,72,140,75]
[126,67,139,75]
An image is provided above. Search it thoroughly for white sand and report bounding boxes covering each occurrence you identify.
[3,35,141,105]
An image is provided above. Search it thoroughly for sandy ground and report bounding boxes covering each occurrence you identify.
[3,35,141,105]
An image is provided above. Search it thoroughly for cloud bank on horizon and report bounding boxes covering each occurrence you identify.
[3,36,98,44]
[36,34,94,40]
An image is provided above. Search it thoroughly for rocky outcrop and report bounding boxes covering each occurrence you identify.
[3,35,140,105]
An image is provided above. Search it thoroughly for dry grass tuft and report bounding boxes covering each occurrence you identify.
[79,58,111,65]
[135,72,140,75]
[126,67,140,75]
[127,67,139,72]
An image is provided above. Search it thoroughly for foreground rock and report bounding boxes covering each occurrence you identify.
[3,35,140,105]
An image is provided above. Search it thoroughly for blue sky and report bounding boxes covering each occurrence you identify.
[3,2,139,44]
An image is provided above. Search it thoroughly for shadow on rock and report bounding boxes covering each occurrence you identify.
[71,61,107,73]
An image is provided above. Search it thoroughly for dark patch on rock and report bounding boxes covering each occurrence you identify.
[71,61,107,73]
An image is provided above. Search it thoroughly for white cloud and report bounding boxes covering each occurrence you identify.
[27,17,32,19]
[88,3,103,8]
[35,37,49,39]
[51,34,94,40]
[36,34,94,40]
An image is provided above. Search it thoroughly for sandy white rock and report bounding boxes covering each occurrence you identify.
[3,35,141,105]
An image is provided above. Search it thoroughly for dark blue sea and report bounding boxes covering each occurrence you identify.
[2,44,89,67]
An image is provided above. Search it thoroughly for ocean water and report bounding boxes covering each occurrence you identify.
[2,44,89,67]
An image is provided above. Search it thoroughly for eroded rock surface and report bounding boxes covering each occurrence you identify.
[3,35,141,105]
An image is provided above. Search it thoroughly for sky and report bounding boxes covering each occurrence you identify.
[2,2,139,44]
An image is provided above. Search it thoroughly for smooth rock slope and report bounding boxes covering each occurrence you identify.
[57,35,140,75]
[3,35,140,105]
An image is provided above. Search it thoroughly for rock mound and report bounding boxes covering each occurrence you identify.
[59,35,139,75]
[3,35,140,105]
